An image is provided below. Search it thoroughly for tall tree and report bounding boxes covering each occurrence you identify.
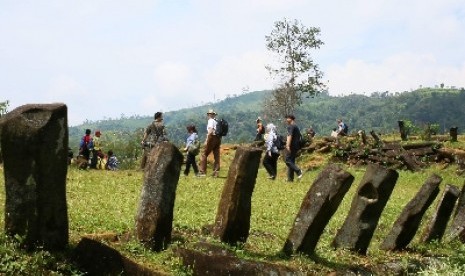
[0,100,8,163]
[265,18,324,120]
[0,100,8,117]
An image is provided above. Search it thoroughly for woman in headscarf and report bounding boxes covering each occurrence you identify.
[263,123,280,180]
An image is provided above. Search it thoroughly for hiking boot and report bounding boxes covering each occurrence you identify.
[297,171,304,179]
[197,173,206,177]
[267,175,276,180]
[212,171,219,178]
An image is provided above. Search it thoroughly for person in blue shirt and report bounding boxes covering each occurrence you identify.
[183,125,199,176]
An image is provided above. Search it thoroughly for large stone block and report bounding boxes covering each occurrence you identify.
[380,174,441,251]
[421,184,460,243]
[283,164,354,255]
[446,181,465,242]
[332,164,399,254]
[135,142,183,251]
[212,147,262,245]
[0,103,69,250]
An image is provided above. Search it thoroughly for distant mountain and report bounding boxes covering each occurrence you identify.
[69,87,465,149]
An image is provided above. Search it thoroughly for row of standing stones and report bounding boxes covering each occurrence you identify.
[1,104,465,274]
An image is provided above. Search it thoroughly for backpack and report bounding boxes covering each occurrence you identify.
[274,134,286,150]
[188,138,201,156]
[343,123,349,134]
[80,135,93,151]
[215,118,229,136]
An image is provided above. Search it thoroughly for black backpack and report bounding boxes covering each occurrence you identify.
[215,118,229,136]
[343,123,349,134]
[274,134,286,150]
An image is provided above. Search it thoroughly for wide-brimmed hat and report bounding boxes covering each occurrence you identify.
[206,109,217,115]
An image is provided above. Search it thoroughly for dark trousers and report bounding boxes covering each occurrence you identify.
[285,150,301,181]
[184,152,199,175]
[263,152,279,177]
[90,149,103,169]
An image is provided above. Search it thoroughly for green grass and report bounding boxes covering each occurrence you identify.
[2,144,465,274]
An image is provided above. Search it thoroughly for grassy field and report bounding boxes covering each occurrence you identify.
[1,141,465,274]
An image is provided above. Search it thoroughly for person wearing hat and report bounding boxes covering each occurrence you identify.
[90,129,104,169]
[140,111,168,169]
[255,117,265,141]
[198,109,221,177]
[285,114,303,182]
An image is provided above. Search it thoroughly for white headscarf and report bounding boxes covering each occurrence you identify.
[266,123,277,134]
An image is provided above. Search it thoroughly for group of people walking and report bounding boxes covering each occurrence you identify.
[140,109,222,177]
[141,109,319,182]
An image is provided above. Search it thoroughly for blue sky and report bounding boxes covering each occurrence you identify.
[1,0,464,126]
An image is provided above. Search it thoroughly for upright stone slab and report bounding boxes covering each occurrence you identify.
[135,142,183,251]
[447,181,465,242]
[421,184,460,243]
[212,147,262,245]
[380,174,441,251]
[332,164,399,254]
[0,104,69,250]
[283,164,354,256]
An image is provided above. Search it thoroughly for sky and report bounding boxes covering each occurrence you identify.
[1,0,464,126]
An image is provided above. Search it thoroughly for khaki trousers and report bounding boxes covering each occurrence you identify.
[199,134,221,174]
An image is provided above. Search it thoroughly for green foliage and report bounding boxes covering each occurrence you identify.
[265,18,325,117]
[2,150,465,273]
[0,100,8,117]
[68,88,465,162]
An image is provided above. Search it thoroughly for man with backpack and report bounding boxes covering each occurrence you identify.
[79,129,93,169]
[336,119,348,136]
[285,114,303,182]
[198,109,222,177]
[140,111,168,170]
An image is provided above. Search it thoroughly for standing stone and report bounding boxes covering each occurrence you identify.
[447,181,465,242]
[450,127,458,142]
[421,184,460,243]
[135,142,183,251]
[0,104,69,250]
[332,164,399,255]
[283,164,354,255]
[212,147,262,245]
[398,120,408,141]
[380,174,441,251]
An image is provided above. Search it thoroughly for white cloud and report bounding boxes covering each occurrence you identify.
[326,53,465,95]
[202,51,271,99]
[1,0,465,126]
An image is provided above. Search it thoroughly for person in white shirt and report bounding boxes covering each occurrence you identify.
[198,109,221,177]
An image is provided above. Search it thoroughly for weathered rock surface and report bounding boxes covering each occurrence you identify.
[421,184,460,242]
[174,242,302,276]
[446,181,465,242]
[212,147,262,245]
[135,142,183,251]
[283,164,354,255]
[74,237,166,275]
[332,164,399,254]
[380,174,441,251]
[0,103,69,250]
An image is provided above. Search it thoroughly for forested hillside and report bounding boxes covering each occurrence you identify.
[69,87,465,151]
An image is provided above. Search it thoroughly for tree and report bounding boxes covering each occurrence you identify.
[0,100,8,164]
[265,18,324,119]
[0,100,8,117]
